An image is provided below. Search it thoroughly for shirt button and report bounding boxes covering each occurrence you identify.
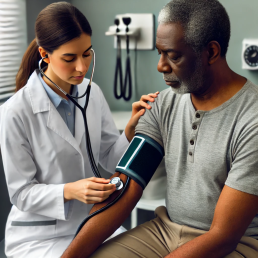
[68,112,71,116]
[192,125,197,130]
[196,113,200,118]
[190,140,194,145]
[189,152,193,156]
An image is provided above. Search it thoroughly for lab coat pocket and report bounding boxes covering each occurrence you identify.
[10,219,56,241]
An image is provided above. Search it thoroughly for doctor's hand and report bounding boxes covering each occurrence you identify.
[64,177,116,204]
[125,91,159,142]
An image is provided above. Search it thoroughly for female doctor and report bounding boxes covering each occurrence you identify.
[0,2,158,258]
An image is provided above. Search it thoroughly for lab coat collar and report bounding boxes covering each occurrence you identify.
[27,70,84,156]
[28,70,50,114]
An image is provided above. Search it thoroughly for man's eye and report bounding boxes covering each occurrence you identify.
[168,55,180,61]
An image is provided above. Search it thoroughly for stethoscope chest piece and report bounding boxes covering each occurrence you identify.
[109,177,123,190]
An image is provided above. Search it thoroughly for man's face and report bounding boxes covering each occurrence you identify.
[156,23,206,94]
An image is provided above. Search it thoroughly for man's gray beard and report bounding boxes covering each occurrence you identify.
[163,58,205,94]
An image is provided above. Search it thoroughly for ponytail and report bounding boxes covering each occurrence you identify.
[16,38,44,92]
[16,2,92,92]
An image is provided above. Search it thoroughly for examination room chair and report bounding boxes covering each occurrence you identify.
[0,150,12,258]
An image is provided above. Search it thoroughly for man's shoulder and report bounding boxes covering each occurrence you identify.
[236,80,258,114]
[244,79,258,96]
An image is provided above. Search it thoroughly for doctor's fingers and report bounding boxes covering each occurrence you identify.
[140,92,159,102]
[83,189,115,203]
[86,180,116,191]
[87,177,111,184]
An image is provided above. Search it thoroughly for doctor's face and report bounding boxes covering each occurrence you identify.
[47,33,92,85]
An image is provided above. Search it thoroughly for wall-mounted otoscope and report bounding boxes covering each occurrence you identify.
[113,17,132,101]
[122,17,132,101]
[114,18,123,99]
[105,13,154,102]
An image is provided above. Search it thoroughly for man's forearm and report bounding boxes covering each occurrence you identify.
[61,172,143,258]
[165,230,237,258]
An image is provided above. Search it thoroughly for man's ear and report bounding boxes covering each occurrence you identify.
[206,41,221,65]
[38,47,50,64]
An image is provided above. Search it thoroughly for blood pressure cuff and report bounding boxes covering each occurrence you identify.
[116,133,164,189]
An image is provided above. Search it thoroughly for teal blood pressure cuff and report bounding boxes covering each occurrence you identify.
[116,134,164,189]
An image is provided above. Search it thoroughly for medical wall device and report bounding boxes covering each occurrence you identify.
[113,17,132,101]
[106,13,154,101]
[74,133,164,237]
[105,13,154,50]
[242,39,258,70]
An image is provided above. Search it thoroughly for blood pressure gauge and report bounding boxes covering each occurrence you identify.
[242,39,258,70]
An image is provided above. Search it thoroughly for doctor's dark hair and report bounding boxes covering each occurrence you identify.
[16,2,92,91]
[158,0,230,57]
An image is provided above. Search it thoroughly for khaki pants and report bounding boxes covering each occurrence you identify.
[90,206,258,258]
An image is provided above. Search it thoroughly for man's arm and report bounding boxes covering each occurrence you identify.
[165,185,258,258]
[61,172,143,258]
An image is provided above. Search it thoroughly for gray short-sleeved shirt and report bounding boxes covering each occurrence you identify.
[135,80,258,239]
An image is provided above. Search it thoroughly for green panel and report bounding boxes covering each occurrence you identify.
[118,137,142,167]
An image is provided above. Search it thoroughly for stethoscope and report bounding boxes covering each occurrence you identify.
[38,46,129,237]
[39,46,102,179]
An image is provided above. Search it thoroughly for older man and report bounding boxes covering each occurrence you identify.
[62,0,258,257]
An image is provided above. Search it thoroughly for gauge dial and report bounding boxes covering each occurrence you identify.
[244,45,258,67]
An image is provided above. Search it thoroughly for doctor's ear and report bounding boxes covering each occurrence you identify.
[43,54,50,64]
[38,47,50,64]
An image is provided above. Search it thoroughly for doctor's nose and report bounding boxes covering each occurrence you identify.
[75,58,88,74]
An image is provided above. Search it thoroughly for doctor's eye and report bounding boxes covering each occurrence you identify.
[63,58,75,63]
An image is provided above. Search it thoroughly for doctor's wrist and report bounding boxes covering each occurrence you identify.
[64,183,73,203]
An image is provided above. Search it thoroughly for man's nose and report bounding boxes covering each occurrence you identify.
[157,54,172,74]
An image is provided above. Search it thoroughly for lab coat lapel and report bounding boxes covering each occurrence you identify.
[47,102,83,156]
[28,70,83,156]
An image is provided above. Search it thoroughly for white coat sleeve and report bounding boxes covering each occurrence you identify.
[0,106,68,220]
[97,87,129,173]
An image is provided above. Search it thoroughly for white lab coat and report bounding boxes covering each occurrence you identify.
[0,70,129,258]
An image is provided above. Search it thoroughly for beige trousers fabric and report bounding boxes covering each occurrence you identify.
[90,206,258,258]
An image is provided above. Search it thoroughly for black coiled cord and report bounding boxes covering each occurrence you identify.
[123,34,132,101]
[114,35,123,99]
